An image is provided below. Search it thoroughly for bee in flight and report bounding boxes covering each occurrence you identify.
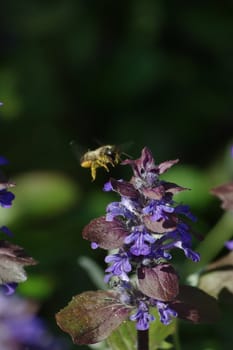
[80,144,122,181]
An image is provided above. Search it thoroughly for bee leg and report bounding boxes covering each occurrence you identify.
[103,156,115,168]
[108,159,116,167]
[96,160,110,172]
[91,165,97,181]
[115,154,121,164]
[103,164,110,172]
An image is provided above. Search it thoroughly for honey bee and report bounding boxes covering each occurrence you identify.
[80,144,121,181]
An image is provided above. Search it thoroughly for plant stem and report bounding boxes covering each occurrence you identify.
[137,330,149,350]
[183,211,233,277]
[173,320,181,350]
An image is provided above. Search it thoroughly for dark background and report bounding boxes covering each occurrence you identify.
[1,1,233,349]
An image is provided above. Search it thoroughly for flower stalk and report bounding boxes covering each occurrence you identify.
[137,329,149,350]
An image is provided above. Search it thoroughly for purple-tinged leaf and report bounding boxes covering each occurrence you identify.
[142,182,187,200]
[210,182,233,211]
[55,290,132,344]
[142,185,166,200]
[158,159,179,175]
[162,181,189,195]
[170,285,220,324]
[82,216,128,249]
[143,215,177,233]
[122,147,157,178]
[0,240,37,285]
[137,264,179,301]
[107,178,139,199]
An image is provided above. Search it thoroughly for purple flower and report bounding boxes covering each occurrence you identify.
[0,189,15,208]
[174,204,197,221]
[0,293,66,350]
[106,201,136,221]
[155,301,178,325]
[143,199,175,221]
[105,250,132,282]
[130,301,155,330]
[0,283,18,295]
[103,180,114,192]
[153,223,200,262]
[91,241,99,249]
[225,240,233,250]
[124,226,155,256]
[0,225,14,237]
[0,156,18,295]
[0,155,8,165]
[0,156,15,208]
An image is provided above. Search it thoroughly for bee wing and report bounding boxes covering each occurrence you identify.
[118,141,134,159]
[69,140,89,162]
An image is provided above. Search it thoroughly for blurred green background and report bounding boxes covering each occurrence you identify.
[1,1,233,349]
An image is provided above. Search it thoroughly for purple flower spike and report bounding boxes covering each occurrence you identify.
[56,147,220,344]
